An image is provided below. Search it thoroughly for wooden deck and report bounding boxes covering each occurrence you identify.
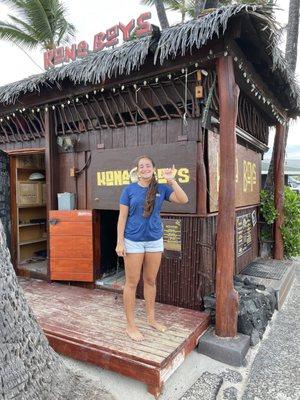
[20,278,210,398]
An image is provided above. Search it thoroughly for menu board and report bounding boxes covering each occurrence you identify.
[162,218,182,258]
[0,150,10,249]
[236,213,253,257]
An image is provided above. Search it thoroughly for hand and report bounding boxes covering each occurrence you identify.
[163,165,176,184]
[115,242,126,257]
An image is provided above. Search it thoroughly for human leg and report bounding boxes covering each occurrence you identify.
[143,251,166,332]
[123,252,144,341]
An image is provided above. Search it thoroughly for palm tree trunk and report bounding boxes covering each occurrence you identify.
[182,0,186,22]
[205,0,219,8]
[285,0,299,72]
[195,0,206,17]
[264,0,299,191]
[0,220,113,400]
[154,0,169,29]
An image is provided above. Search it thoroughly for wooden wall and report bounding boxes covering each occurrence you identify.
[137,206,259,311]
[57,119,202,210]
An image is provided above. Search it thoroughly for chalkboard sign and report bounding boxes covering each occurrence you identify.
[0,150,10,249]
[162,218,182,259]
[236,213,252,257]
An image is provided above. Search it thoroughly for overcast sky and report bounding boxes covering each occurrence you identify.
[0,0,299,157]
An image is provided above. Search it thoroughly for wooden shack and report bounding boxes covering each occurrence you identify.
[0,4,299,335]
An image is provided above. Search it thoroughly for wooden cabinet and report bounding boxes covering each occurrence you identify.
[49,210,100,282]
[16,155,47,266]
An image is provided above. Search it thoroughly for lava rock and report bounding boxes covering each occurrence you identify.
[250,329,260,346]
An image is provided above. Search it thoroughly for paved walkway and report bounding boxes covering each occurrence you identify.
[241,262,300,400]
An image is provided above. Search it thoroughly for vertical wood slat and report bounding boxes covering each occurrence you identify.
[125,126,138,147]
[151,121,167,144]
[76,152,87,209]
[197,141,207,215]
[58,153,76,195]
[45,109,59,210]
[215,56,239,338]
[138,124,152,147]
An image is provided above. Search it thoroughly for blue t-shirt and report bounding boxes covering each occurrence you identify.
[119,182,174,242]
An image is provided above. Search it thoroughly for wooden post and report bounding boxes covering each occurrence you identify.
[45,108,59,281]
[273,123,285,260]
[215,56,239,337]
[45,108,59,210]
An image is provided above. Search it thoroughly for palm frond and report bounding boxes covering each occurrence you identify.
[140,0,156,5]
[0,21,39,48]
[0,0,75,50]
[8,14,37,35]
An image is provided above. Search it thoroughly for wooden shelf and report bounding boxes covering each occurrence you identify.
[19,222,46,227]
[17,167,45,171]
[18,204,46,208]
[19,238,47,246]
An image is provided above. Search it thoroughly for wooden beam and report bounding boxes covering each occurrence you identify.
[215,55,239,338]
[273,123,285,260]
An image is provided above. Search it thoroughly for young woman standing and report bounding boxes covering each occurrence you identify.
[116,155,188,341]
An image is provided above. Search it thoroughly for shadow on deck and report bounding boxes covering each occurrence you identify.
[20,278,210,398]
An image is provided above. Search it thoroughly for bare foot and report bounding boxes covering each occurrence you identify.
[148,320,167,332]
[126,325,144,341]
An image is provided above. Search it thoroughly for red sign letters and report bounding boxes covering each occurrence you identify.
[44,12,152,70]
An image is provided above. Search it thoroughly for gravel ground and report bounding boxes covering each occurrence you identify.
[240,263,300,400]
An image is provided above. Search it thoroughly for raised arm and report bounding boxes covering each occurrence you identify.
[163,165,188,204]
[168,181,188,204]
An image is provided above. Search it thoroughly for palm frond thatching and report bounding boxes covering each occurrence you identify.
[0,35,152,105]
[0,4,299,116]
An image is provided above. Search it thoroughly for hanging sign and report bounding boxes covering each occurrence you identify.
[236,213,253,257]
[44,12,152,69]
[91,142,197,213]
[208,130,261,212]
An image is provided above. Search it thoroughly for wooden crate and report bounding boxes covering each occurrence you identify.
[17,182,42,206]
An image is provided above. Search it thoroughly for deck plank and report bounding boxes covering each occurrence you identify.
[20,278,210,397]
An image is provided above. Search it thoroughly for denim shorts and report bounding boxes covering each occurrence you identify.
[124,237,164,253]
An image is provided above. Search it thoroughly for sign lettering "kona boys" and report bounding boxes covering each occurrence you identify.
[44,12,152,70]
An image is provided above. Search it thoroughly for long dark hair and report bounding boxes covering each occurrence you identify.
[136,155,158,218]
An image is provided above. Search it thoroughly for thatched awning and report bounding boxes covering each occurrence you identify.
[0,4,299,117]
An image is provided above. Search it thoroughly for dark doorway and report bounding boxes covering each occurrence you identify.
[96,210,124,291]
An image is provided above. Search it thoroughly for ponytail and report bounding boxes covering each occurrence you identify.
[143,173,158,218]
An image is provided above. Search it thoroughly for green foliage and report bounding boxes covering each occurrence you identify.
[141,0,276,22]
[281,186,300,258]
[0,0,75,50]
[260,189,278,224]
[259,189,277,242]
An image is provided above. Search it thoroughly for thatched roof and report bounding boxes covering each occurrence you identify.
[0,4,299,117]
